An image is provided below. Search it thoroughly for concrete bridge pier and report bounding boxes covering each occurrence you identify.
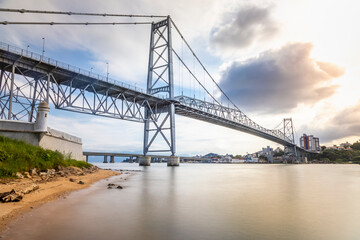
[139,156,151,166]
[167,156,180,166]
[129,156,134,163]
[298,151,309,163]
[103,155,108,163]
[110,156,115,163]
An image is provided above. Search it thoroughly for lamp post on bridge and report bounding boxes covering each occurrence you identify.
[106,62,109,81]
[41,37,45,60]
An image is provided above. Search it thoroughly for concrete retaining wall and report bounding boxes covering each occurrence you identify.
[0,120,85,161]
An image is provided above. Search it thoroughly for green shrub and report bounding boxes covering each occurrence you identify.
[0,149,10,162]
[0,136,92,178]
[353,156,360,164]
[64,159,92,168]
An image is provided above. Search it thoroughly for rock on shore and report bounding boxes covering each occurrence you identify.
[0,167,121,232]
[0,166,99,203]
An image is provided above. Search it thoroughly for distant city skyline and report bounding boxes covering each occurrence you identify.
[0,0,359,155]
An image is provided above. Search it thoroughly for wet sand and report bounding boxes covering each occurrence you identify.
[0,169,120,233]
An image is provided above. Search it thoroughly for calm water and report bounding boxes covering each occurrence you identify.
[2,163,360,240]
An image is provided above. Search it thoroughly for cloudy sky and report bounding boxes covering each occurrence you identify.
[1,0,359,156]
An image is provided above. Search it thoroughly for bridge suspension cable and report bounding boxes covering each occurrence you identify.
[0,10,289,140]
[170,18,291,138]
[170,19,244,113]
[0,8,167,18]
[0,21,152,25]
[272,121,284,131]
[172,49,222,107]
[170,18,266,129]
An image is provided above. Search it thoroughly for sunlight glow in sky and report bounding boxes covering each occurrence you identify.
[1,0,359,155]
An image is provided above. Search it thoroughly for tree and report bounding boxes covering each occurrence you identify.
[353,156,360,164]
[351,142,360,151]
[321,146,326,151]
[273,150,284,157]
[259,154,268,161]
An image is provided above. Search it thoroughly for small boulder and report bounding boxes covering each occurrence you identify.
[47,169,56,177]
[116,186,123,189]
[67,166,83,176]
[107,183,115,187]
[57,165,64,171]
[78,181,84,185]
[24,172,32,179]
[69,178,75,182]
[16,172,24,179]
[0,190,23,203]
[21,184,39,194]
[31,168,38,176]
[39,172,48,181]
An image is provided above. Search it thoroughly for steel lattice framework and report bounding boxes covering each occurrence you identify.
[0,42,168,123]
[174,95,294,146]
[0,16,307,158]
[143,17,176,155]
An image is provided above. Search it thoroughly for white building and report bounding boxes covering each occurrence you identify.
[246,157,259,163]
[232,158,246,163]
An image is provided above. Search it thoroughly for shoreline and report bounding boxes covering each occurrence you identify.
[0,168,121,233]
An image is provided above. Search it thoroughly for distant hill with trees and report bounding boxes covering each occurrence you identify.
[318,140,360,163]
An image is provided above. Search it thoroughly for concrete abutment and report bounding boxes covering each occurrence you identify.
[139,156,151,166]
[167,156,180,166]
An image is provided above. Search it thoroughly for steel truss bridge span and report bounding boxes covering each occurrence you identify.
[174,96,294,147]
[0,14,305,162]
[0,41,295,146]
[0,42,168,123]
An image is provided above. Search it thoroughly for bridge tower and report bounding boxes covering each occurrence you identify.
[142,16,179,166]
[282,118,298,162]
[283,118,295,144]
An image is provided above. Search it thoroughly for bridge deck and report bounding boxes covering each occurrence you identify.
[0,42,167,106]
[0,42,300,148]
[174,102,294,147]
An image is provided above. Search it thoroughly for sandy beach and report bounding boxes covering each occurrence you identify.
[0,168,121,233]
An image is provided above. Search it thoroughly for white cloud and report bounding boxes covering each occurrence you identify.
[1,0,360,153]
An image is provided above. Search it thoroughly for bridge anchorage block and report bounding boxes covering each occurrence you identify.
[167,156,180,167]
[139,156,151,166]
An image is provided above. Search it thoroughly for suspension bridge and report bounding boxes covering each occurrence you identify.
[0,9,314,165]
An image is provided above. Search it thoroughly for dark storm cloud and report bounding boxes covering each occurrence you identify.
[219,42,344,114]
[211,5,278,49]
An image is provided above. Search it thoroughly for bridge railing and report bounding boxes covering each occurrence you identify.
[0,41,155,96]
[175,95,294,144]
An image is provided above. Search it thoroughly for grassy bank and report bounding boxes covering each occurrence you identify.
[0,136,91,178]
